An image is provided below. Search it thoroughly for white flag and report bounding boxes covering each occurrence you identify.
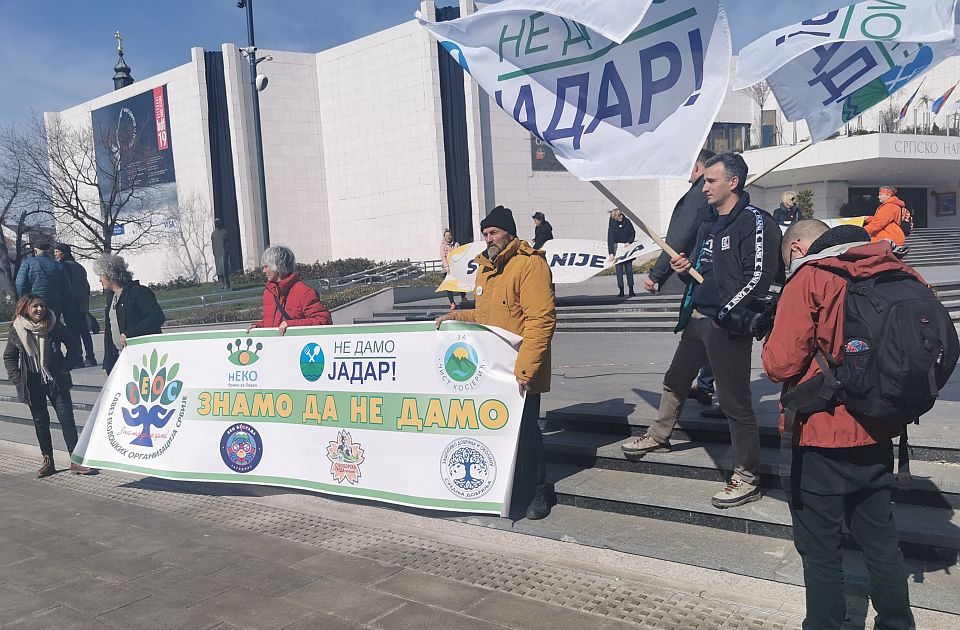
[418,0,731,180]
[767,26,960,141]
[735,0,957,89]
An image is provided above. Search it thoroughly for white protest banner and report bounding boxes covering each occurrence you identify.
[735,0,957,90]
[72,324,526,516]
[437,238,661,293]
[417,0,731,180]
[768,25,960,141]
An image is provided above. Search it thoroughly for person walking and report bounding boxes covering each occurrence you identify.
[531,211,553,249]
[246,245,332,335]
[607,209,636,297]
[15,237,71,320]
[773,191,801,226]
[440,229,466,310]
[763,220,919,629]
[53,243,97,367]
[619,153,782,508]
[436,205,557,520]
[864,186,907,247]
[4,295,92,477]
[96,255,166,374]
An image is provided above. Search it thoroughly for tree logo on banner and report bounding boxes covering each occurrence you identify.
[326,430,365,484]
[440,437,497,500]
[108,350,186,459]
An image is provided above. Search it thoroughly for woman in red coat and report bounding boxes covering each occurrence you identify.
[246,245,332,335]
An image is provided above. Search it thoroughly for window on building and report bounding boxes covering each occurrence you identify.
[706,123,750,153]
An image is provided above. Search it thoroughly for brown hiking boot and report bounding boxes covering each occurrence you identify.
[36,455,55,478]
[70,462,94,475]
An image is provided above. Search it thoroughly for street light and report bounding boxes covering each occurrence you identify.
[237,0,271,249]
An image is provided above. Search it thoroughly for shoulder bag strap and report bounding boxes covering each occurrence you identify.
[273,291,293,322]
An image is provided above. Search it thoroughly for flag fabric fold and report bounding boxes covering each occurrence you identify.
[932,81,959,113]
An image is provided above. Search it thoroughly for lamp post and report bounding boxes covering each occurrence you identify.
[237,0,270,249]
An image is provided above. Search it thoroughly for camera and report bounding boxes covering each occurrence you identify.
[718,292,779,340]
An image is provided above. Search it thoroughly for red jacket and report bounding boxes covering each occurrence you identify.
[254,273,332,329]
[762,241,926,448]
[864,196,907,246]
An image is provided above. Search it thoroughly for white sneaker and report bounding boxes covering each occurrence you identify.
[711,476,760,509]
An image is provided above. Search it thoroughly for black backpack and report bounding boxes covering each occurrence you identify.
[899,206,914,238]
[784,270,958,424]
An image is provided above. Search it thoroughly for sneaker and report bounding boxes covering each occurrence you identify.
[711,476,761,509]
[84,357,98,367]
[525,484,554,520]
[36,455,55,478]
[892,245,910,258]
[700,406,727,419]
[70,462,95,475]
[621,433,671,460]
[687,387,713,406]
[449,303,457,310]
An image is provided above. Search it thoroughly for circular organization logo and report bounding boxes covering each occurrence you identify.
[299,343,325,382]
[220,423,263,473]
[442,342,479,383]
[440,438,496,500]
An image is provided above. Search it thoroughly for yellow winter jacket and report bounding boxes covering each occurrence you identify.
[450,238,556,393]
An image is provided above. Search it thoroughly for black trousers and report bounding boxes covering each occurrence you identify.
[788,444,914,630]
[615,261,634,290]
[510,394,546,515]
[63,309,95,362]
[27,372,79,456]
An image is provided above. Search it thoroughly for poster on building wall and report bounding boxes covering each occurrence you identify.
[530,135,565,172]
[91,84,178,242]
[72,324,526,516]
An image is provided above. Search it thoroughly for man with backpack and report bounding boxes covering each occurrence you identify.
[763,220,959,630]
[864,186,909,248]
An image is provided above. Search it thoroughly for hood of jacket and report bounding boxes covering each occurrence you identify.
[789,240,907,281]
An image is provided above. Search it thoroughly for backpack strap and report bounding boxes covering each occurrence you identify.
[898,428,911,490]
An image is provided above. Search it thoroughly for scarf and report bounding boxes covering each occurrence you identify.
[13,313,56,384]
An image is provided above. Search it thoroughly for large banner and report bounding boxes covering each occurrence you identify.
[418,0,732,180]
[438,237,661,293]
[91,84,178,241]
[72,324,526,516]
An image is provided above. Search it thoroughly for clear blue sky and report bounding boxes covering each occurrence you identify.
[3,0,958,128]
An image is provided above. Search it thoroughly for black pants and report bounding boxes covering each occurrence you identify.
[615,261,634,290]
[789,444,914,630]
[446,291,466,305]
[27,372,79,456]
[510,394,546,515]
[63,309,95,362]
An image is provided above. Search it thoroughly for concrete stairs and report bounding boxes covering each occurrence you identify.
[904,227,960,267]
[355,282,960,333]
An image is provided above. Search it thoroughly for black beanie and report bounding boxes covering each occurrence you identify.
[480,205,517,236]
[807,224,871,256]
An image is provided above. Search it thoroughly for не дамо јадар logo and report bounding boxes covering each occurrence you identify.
[300,343,325,382]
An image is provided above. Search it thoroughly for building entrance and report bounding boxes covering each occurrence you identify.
[848,187,928,228]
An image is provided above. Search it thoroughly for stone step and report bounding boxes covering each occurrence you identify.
[543,430,960,509]
[544,408,960,464]
[551,465,960,562]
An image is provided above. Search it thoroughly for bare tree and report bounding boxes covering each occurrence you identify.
[878,99,902,133]
[7,114,172,258]
[740,81,772,146]
[163,192,214,283]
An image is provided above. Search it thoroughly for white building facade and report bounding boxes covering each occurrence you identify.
[49,1,960,285]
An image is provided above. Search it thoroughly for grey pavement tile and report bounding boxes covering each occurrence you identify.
[223,532,320,565]
[206,560,319,597]
[0,544,38,567]
[190,587,315,630]
[279,577,406,624]
[97,595,223,630]
[126,567,234,608]
[370,602,502,630]
[280,611,365,630]
[4,605,119,630]
[146,543,244,575]
[1,560,90,592]
[375,569,491,612]
[466,592,607,630]
[40,576,151,616]
[0,583,59,621]
[290,549,402,584]
[81,547,167,583]
[23,534,110,563]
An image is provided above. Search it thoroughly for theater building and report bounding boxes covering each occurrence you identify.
[48,1,960,284]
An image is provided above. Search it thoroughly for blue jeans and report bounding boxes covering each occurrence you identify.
[697,363,715,393]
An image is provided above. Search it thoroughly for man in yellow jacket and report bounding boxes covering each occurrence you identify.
[436,205,557,520]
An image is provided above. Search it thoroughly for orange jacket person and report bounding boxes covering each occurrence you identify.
[863,186,906,247]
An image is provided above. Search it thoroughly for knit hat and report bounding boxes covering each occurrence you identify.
[807,224,871,256]
[532,211,545,221]
[480,205,517,235]
[53,242,72,256]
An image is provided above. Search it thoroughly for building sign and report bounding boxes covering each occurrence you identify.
[530,135,565,172]
[886,137,960,158]
[91,84,178,240]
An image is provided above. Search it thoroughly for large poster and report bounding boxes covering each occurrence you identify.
[72,323,526,516]
[91,84,178,241]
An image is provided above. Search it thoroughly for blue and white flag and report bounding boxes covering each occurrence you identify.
[767,26,960,141]
[735,0,957,89]
[417,0,732,180]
